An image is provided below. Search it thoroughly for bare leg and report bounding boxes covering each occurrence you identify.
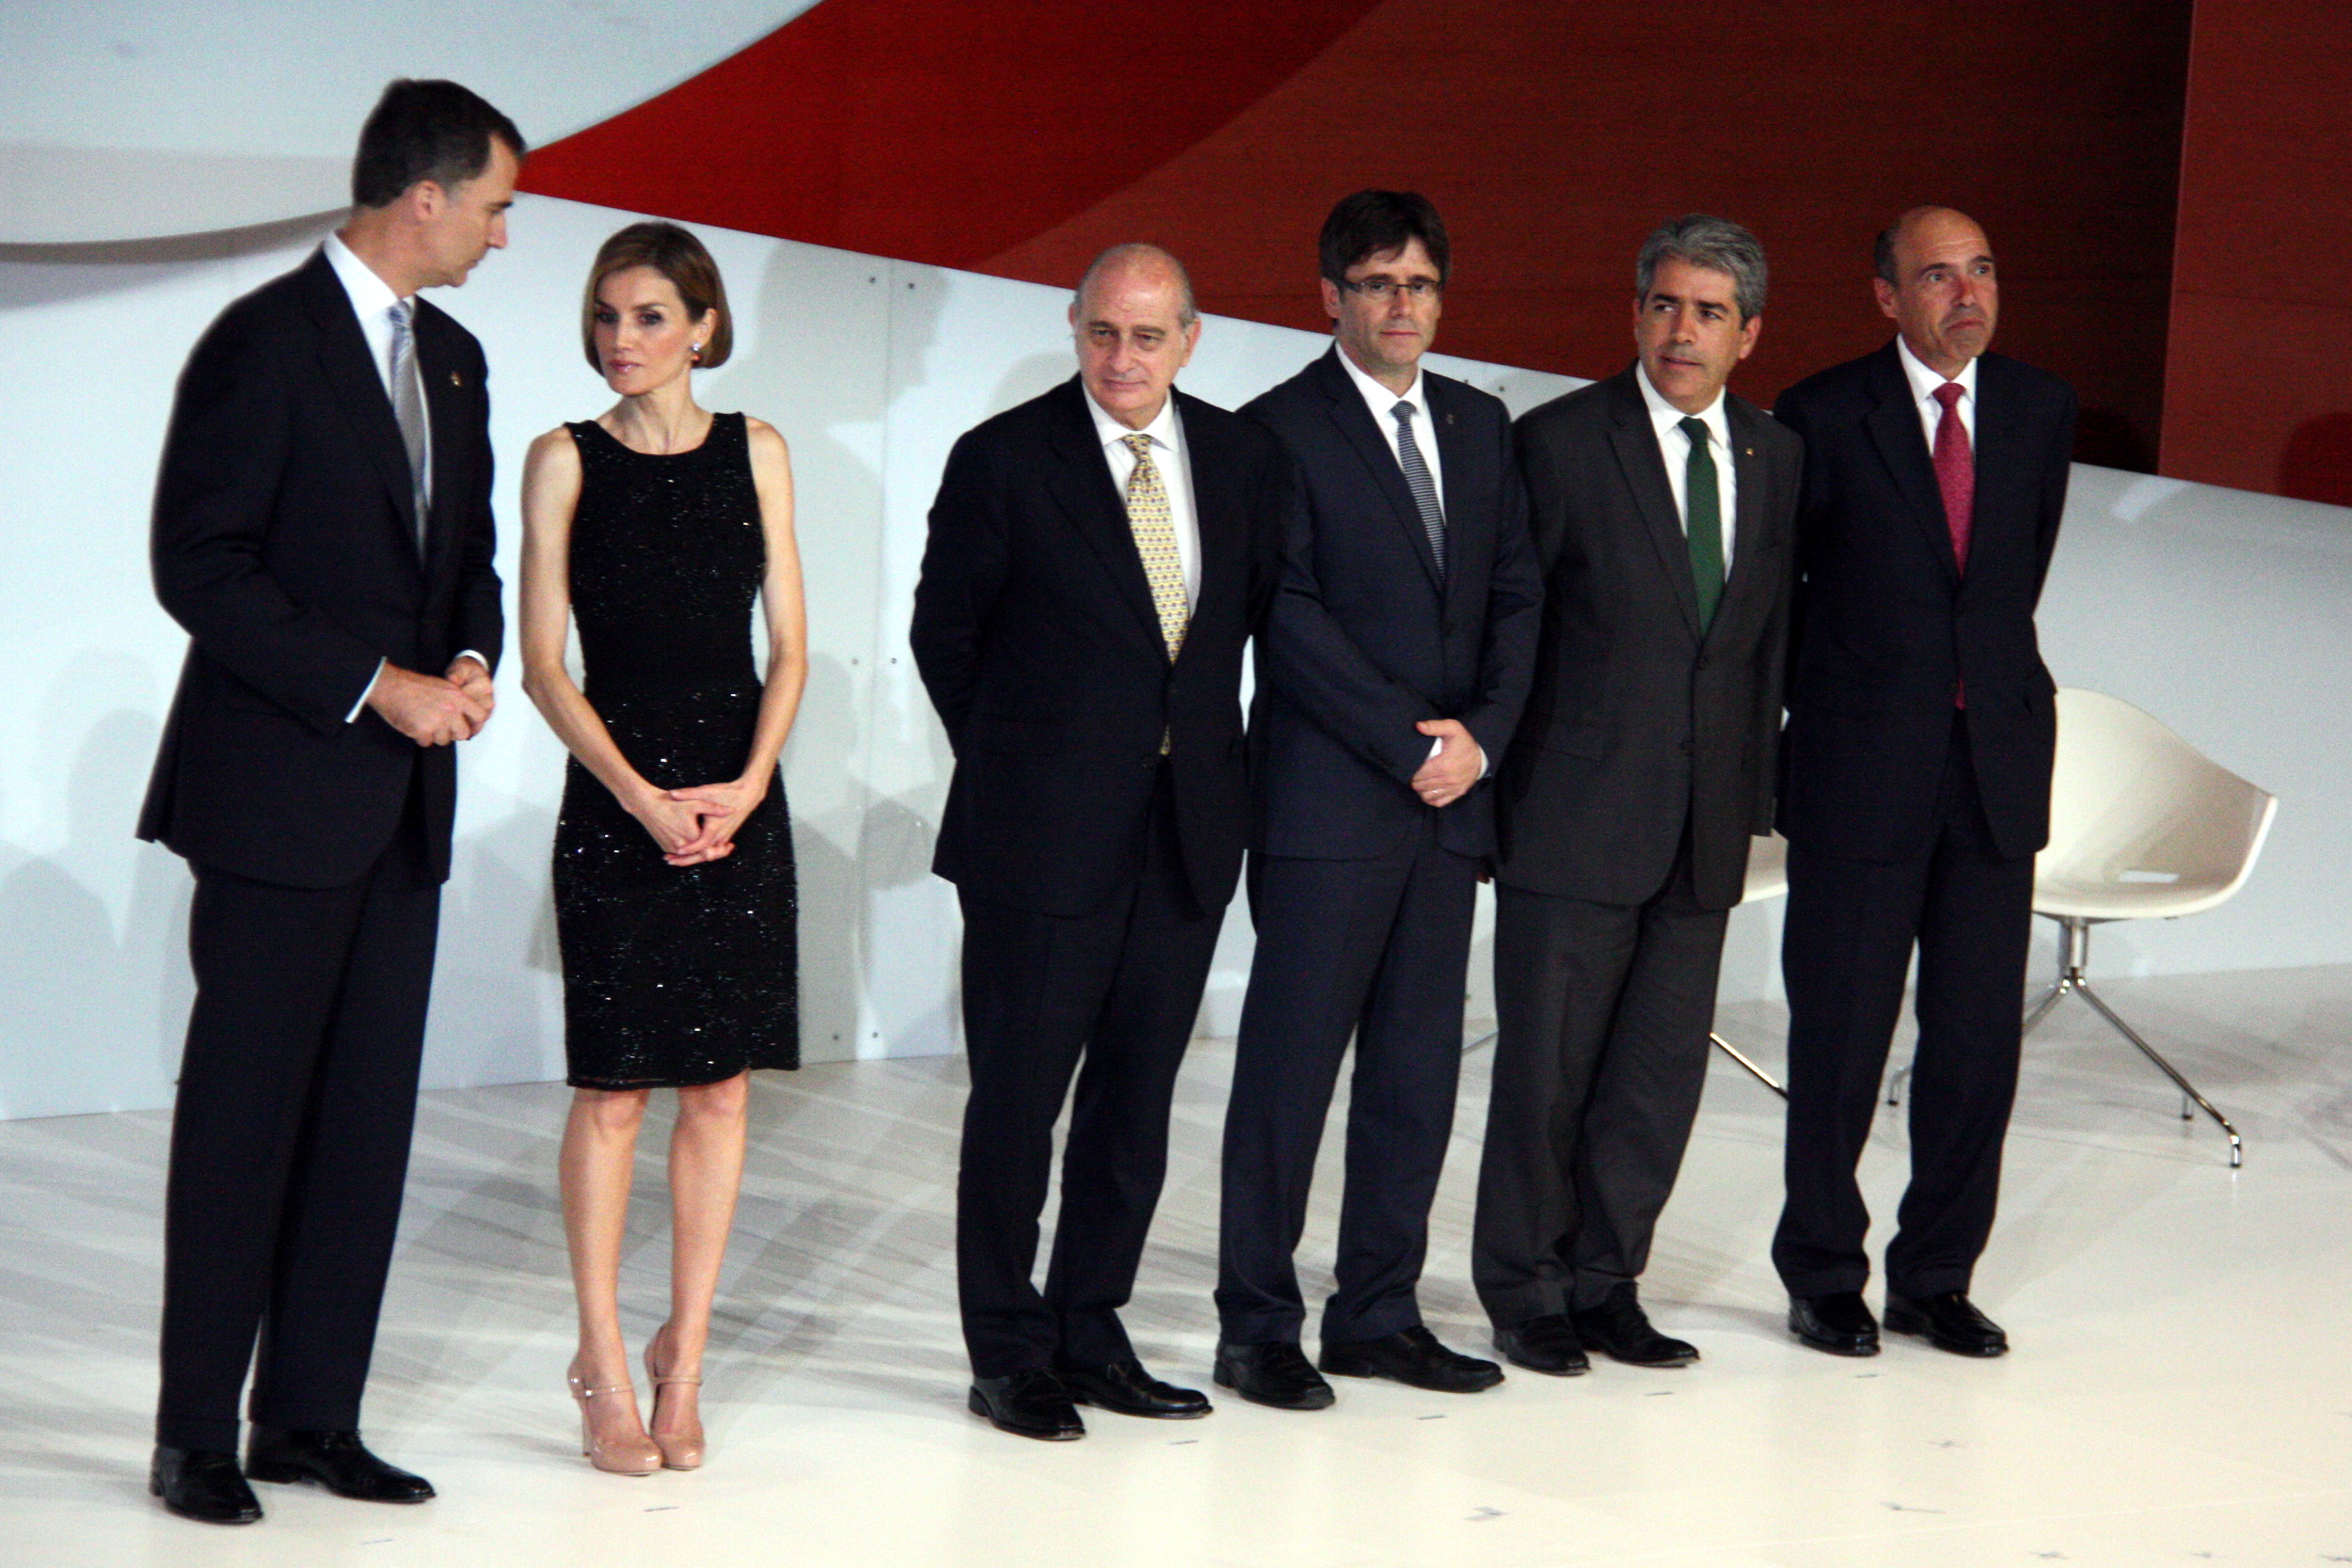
[561,1085,655,1457]
[651,1071,750,1443]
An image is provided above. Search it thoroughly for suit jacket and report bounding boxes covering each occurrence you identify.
[910,376,1288,918]
[1772,341,2076,864]
[137,247,504,890]
[1241,346,1542,862]
[1495,365,1802,911]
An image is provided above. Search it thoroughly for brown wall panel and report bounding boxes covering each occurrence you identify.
[2162,0,2352,500]
[984,0,2189,468]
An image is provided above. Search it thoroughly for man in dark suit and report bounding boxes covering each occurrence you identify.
[1212,191,1540,1410]
[1771,206,2076,1360]
[137,81,519,1523]
[1473,216,1801,1377]
[911,244,1287,1440]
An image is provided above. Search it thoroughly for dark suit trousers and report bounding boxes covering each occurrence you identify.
[955,766,1222,1379]
[156,796,437,1453]
[1472,826,1728,1327]
[1216,816,1479,1345]
[1772,718,2035,1299]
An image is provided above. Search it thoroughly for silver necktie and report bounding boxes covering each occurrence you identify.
[389,299,429,544]
[1392,400,1445,577]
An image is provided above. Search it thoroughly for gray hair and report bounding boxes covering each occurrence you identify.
[1635,214,1768,323]
[1073,243,1198,327]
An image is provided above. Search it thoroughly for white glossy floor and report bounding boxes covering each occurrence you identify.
[4,963,2349,1567]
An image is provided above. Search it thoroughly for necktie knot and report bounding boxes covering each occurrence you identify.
[1121,432,1152,460]
[1933,381,1964,414]
[1677,415,1708,446]
[1391,400,1417,429]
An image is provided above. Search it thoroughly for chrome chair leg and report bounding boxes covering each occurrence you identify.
[2070,976,2243,1168]
[2028,915,2243,1168]
[1710,1034,1786,1098]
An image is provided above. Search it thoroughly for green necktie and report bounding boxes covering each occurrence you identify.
[1679,416,1724,632]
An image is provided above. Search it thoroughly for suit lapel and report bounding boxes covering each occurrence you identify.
[1604,369,1703,638]
[1968,353,2023,575]
[1709,397,1772,640]
[1426,374,1481,615]
[299,250,422,556]
[1174,389,1241,668]
[1044,380,1166,653]
[1863,342,1961,584]
[415,306,463,571]
[1313,347,1443,594]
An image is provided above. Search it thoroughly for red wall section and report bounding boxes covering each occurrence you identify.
[2161,0,2352,501]
[527,0,2190,470]
[518,1,1385,270]
[983,0,2189,469]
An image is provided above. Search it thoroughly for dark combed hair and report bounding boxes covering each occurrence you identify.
[580,222,735,371]
[1318,189,1452,285]
[351,79,526,210]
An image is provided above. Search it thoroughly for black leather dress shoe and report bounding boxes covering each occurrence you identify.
[1319,1326,1504,1392]
[1213,1340,1336,1410]
[1572,1284,1698,1368]
[1057,1357,1211,1418]
[1788,1291,1881,1356]
[151,1446,262,1525]
[1884,1291,2009,1357]
[246,1427,435,1502]
[1492,1314,1589,1376]
[968,1370,1085,1440]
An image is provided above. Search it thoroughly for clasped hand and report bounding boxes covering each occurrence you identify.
[1411,718,1483,808]
[368,657,494,745]
[630,775,766,867]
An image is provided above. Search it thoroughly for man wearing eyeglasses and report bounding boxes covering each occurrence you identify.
[1213,190,1541,1409]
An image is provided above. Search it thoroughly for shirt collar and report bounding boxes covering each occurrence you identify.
[1336,342,1428,422]
[1086,384,1183,452]
[323,230,407,323]
[1634,361,1729,447]
[1896,334,1978,406]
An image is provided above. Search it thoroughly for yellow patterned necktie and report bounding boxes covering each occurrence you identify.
[1121,432,1189,660]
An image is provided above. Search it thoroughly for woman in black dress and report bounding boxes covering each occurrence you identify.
[518,223,804,1475]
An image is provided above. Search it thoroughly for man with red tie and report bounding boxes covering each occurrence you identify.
[1768,207,2077,1360]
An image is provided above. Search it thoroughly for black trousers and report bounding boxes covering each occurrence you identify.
[1772,719,2036,1300]
[1216,819,1479,1345]
[1472,825,1727,1327]
[954,768,1223,1379]
[156,809,438,1453]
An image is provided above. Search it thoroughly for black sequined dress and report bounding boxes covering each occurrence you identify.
[554,412,798,1087]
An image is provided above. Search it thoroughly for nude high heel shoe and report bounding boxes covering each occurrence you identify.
[644,1323,707,1471]
[567,1358,662,1476]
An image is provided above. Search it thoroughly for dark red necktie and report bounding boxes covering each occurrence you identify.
[1931,381,1973,572]
[1932,380,1973,707]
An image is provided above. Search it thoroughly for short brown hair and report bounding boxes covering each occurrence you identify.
[580,221,733,372]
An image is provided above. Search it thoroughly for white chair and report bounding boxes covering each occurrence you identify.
[1711,833,1790,1097]
[2019,688,2275,1166]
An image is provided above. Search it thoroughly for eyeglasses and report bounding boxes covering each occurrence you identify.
[1337,277,1442,300]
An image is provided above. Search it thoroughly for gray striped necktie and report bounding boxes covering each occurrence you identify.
[1391,400,1445,576]
[388,298,429,544]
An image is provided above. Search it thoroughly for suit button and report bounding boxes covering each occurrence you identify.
[1693,655,1711,672]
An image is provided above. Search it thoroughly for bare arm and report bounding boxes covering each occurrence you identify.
[669,418,808,862]
[516,427,709,860]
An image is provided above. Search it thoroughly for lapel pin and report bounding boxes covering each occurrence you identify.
[1743,446,1755,456]
[449,371,463,388]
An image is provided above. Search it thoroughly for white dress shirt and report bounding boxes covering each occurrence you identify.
[1897,334,1979,452]
[1338,345,1446,509]
[1087,387,1200,610]
[323,233,480,720]
[1635,362,1737,571]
